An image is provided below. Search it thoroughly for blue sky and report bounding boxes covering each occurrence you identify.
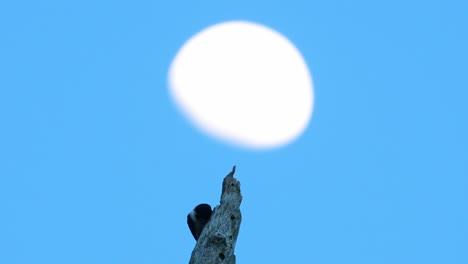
[1,0,467,263]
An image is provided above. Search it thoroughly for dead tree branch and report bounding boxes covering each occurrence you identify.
[189,166,242,264]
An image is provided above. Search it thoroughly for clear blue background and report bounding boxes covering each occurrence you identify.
[1,0,467,263]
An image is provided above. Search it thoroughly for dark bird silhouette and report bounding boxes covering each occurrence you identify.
[187,204,212,241]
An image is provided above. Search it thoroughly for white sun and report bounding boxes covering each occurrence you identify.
[168,21,314,149]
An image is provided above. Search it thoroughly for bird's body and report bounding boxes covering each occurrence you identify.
[187,204,212,241]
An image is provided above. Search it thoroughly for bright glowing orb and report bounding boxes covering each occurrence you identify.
[169,21,314,149]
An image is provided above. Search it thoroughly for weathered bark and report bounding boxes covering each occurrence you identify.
[189,166,242,264]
